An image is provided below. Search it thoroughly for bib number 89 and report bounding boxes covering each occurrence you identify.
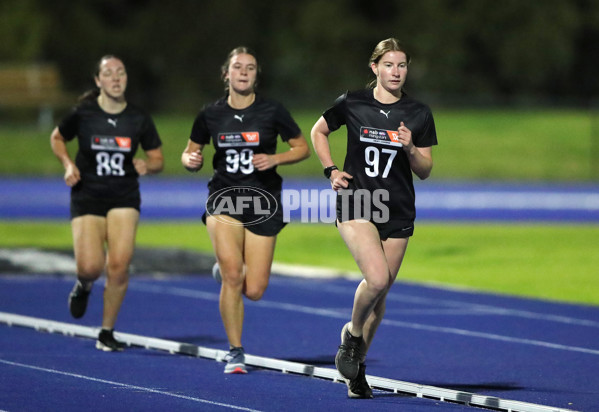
[96,152,125,176]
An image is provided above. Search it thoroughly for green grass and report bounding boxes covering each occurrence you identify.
[0,108,596,180]
[1,221,597,306]
[1,109,598,307]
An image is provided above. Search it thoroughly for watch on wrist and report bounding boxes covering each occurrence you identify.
[324,165,338,179]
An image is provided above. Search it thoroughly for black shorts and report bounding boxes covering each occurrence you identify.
[336,188,414,240]
[70,192,141,219]
[202,212,286,236]
[374,221,414,240]
[202,187,286,237]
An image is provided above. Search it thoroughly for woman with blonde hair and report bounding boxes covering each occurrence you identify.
[181,46,309,373]
[311,38,437,398]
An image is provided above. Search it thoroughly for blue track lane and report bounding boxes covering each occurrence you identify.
[1,176,599,221]
[1,274,597,411]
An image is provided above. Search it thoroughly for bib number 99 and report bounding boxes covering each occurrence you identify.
[225,148,254,174]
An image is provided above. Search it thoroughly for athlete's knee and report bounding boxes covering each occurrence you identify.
[364,275,391,296]
[244,283,268,301]
[106,269,129,287]
[107,260,130,280]
[77,261,104,280]
[220,264,244,287]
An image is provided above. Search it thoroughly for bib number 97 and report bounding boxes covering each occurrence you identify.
[365,146,397,178]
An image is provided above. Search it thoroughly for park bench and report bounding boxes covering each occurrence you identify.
[0,63,72,129]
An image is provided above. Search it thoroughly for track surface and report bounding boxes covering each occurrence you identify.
[1,274,597,411]
[1,177,598,222]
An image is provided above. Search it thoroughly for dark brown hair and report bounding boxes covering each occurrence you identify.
[78,54,125,102]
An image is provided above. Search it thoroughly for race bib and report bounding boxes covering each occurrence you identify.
[91,135,132,152]
[359,127,402,147]
[217,132,260,147]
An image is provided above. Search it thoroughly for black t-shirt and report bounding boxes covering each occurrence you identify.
[323,89,438,223]
[58,99,162,199]
[190,94,301,195]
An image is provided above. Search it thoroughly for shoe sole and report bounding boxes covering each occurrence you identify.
[348,389,373,399]
[345,378,373,399]
[96,341,124,352]
[224,365,247,374]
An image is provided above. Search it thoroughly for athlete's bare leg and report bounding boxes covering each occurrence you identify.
[102,208,139,329]
[337,219,390,338]
[337,220,409,356]
[207,215,247,348]
[206,215,277,348]
[71,215,107,283]
[242,230,276,301]
[361,237,408,357]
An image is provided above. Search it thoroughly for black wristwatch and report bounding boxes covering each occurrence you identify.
[324,165,338,179]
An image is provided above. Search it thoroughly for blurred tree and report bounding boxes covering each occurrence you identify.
[4,0,599,110]
[0,0,49,61]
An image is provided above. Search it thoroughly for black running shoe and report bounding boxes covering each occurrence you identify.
[96,329,125,352]
[68,281,91,319]
[347,363,373,399]
[335,322,365,380]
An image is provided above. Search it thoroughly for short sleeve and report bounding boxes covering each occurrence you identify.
[140,114,162,151]
[57,107,79,141]
[189,110,211,145]
[321,92,348,132]
[414,106,438,148]
[274,102,301,142]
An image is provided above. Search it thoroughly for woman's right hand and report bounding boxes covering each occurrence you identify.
[330,169,353,191]
[64,163,81,187]
[183,149,203,172]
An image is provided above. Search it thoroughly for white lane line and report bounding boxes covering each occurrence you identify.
[0,314,577,412]
[416,191,599,211]
[129,283,599,356]
[380,318,599,356]
[268,279,599,328]
[0,358,261,412]
[388,294,599,327]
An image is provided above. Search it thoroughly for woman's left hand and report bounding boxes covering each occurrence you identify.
[397,121,414,152]
[133,158,148,175]
[252,153,277,171]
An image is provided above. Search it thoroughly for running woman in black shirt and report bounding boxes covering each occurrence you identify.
[181,47,309,373]
[311,38,437,398]
[50,55,164,351]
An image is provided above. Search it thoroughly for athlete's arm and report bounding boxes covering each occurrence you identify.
[310,117,335,167]
[252,134,310,171]
[397,122,433,180]
[407,146,433,180]
[311,116,352,191]
[135,147,164,176]
[50,127,80,187]
[181,139,204,172]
